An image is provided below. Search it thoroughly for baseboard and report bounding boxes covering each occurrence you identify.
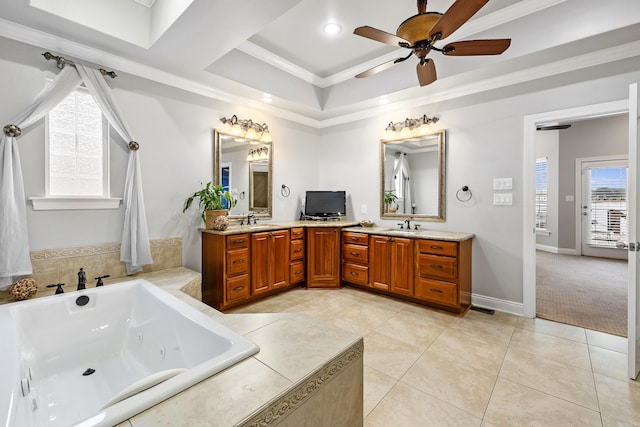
[472,293,524,317]
[535,244,578,255]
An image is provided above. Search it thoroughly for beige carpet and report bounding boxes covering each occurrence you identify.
[536,251,627,337]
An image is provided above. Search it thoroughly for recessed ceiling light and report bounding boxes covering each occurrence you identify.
[322,22,342,36]
[262,93,273,103]
[133,0,156,7]
[378,96,389,105]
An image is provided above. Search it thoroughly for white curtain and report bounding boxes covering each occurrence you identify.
[393,153,412,214]
[76,64,152,274]
[0,63,152,290]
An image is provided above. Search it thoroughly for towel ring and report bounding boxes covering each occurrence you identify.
[456,186,472,202]
[281,184,290,197]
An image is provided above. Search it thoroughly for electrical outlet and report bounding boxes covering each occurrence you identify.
[361,204,367,214]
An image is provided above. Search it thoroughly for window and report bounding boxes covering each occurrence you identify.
[32,86,120,210]
[47,87,107,196]
[535,158,548,230]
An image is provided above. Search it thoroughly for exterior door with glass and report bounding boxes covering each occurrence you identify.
[580,159,629,260]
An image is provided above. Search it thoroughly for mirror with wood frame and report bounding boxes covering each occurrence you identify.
[213,130,272,218]
[380,130,446,221]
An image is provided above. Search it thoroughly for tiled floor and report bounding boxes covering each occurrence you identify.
[228,286,640,426]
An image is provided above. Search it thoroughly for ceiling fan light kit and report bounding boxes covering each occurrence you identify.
[353,0,511,87]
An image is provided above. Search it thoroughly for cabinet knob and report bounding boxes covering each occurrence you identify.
[350,271,359,276]
[350,252,359,256]
[233,259,245,264]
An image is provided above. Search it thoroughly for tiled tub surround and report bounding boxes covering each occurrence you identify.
[0,237,183,304]
[2,267,364,426]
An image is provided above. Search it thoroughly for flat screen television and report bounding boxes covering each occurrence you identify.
[304,191,346,218]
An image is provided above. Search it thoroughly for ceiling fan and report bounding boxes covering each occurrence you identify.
[353,0,511,86]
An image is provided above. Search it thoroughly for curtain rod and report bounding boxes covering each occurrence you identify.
[42,52,117,78]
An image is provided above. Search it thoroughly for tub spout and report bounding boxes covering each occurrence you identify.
[77,268,87,290]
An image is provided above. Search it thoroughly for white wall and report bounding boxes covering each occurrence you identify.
[2,35,640,307]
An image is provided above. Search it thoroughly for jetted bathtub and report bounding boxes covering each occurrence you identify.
[0,278,259,427]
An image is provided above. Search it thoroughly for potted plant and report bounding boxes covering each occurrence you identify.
[384,190,398,213]
[183,182,237,229]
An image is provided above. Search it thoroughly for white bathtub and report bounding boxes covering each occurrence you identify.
[0,279,259,427]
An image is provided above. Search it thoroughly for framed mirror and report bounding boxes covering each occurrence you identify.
[213,130,272,218]
[380,130,446,221]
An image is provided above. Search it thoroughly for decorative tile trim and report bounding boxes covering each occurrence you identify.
[241,339,363,427]
[30,237,181,261]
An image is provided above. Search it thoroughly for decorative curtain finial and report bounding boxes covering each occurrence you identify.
[3,124,22,137]
[128,141,140,151]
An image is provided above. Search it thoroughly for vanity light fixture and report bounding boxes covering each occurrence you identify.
[382,115,439,141]
[219,115,272,143]
[247,146,269,161]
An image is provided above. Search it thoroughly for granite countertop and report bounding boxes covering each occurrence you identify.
[201,220,360,235]
[342,226,474,242]
[102,268,363,426]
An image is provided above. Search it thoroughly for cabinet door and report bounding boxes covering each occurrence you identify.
[370,236,391,290]
[391,238,414,296]
[307,227,340,288]
[251,232,270,294]
[271,230,290,288]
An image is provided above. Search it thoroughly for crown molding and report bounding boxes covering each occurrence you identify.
[0,13,637,131]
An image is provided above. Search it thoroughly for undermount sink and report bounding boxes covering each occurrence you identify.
[243,224,279,230]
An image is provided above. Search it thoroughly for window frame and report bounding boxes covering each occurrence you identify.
[30,83,121,211]
[535,157,549,234]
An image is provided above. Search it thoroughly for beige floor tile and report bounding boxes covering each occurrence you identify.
[595,373,640,424]
[589,345,629,382]
[484,378,601,426]
[509,328,591,370]
[586,329,627,354]
[363,366,396,417]
[402,347,497,417]
[499,348,598,410]
[602,415,640,426]
[401,303,458,328]
[426,328,508,375]
[365,382,482,427]
[373,310,445,349]
[448,310,517,346]
[363,331,425,379]
[516,317,587,343]
[334,301,401,336]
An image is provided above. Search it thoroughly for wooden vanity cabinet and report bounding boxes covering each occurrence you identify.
[290,227,305,284]
[202,233,251,310]
[307,227,341,288]
[251,230,290,295]
[342,232,369,286]
[415,239,472,315]
[369,235,414,296]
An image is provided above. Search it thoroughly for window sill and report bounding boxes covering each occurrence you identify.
[535,229,551,236]
[30,197,122,211]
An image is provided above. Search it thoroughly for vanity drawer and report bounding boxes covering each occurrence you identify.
[290,261,305,284]
[343,243,369,263]
[343,232,368,245]
[226,248,249,276]
[226,275,250,303]
[227,233,249,249]
[342,262,369,286]
[291,239,305,261]
[418,239,458,257]
[417,254,457,281]
[291,227,305,240]
[415,278,457,306]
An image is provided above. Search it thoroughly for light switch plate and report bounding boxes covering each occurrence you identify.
[493,193,513,205]
[361,204,367,214]
[493,178,513,190]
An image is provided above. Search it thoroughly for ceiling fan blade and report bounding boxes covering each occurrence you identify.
[442,39,511,56]
[416,59,437,87]
[429,0,489,40]
[354,26,409,47]
[356,58,404,79]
